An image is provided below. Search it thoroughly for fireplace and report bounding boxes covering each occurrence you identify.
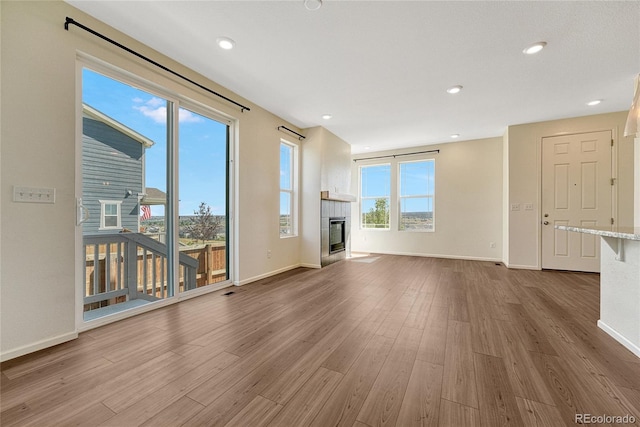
[329,217,346,254]
[321,197,352,267]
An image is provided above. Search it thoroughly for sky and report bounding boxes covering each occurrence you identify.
[82,68,228,217]
[361,161,434,214]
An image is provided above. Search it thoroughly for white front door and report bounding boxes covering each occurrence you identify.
[541,130,613,272]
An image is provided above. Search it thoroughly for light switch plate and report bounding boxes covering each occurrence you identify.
[524,203,534,210]
[511,203,520,211]
[13,186,56,203]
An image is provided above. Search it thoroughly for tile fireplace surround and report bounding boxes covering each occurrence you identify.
[321,195,353,267]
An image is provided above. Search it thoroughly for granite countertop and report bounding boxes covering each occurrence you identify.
[555,225,640,241]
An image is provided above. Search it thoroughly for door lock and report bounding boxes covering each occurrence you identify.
[543,221,549,225]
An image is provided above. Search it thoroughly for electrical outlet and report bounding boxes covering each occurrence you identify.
[13,186,56,203]
[490,242,496,248]
[267,250,272,259]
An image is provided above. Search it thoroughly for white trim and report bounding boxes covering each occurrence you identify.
[233,263,307,286]
[398,159,435,232]
[75,59,85,336]
[598,320,640,359]
[77,54,238,332]
[505,263,541,270]
[98,199,122,230]
[280,140,299,238]
[349,249,503,264]
[299,263,322,269]
[359,163,391,230]
[1,331,78,362]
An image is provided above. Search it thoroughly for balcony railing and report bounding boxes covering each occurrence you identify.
[83,233,199,316]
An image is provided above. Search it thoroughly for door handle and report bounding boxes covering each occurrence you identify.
[77,198,90,225]
[543,221,549,225]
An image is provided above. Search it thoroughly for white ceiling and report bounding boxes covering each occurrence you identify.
[66,0,639,153]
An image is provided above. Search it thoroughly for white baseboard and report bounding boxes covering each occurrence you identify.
[1,331,78,362]
[598,320,640,359]
[234,263,311,286]
[504,263,540,270]
[299,263,322,269]
[352,249,503,264]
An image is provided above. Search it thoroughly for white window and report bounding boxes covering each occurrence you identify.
[280,140,298,237]
[360,164,391,229]
[99,200,122,230]
[399,160,435,231]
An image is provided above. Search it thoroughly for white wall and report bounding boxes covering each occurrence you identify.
[506,111,635,269]
[0,1,305,360]
[300,127,323,268]
[351,137,504,261]
[502,131,510,266]
[636,135,640,227]
[321,128,352,195]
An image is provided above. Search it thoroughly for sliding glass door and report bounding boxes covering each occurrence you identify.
[80,65,230,323]
[178,107,229,288]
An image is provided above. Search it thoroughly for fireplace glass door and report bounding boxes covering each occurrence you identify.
[329,217,346,254]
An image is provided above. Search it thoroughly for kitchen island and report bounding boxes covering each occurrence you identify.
[557,225,640,358]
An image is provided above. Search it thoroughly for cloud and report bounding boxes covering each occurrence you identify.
[146,97,165,108]
[134,104,167,124]
[134,98,203,124]
[179,109,203,124]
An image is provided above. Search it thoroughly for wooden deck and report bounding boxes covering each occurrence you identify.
[2,255,640,426]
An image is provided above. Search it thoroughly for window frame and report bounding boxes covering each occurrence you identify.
[279,139,298,238]
[98,200,122,230]
[359,163,391,230]
[78,55,237,330]
[398,159,435,232]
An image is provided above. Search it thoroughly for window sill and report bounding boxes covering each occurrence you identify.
[280,234,298,239]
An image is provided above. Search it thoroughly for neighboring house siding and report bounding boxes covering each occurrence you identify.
[82,116,143,234]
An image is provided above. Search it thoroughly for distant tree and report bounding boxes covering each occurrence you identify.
[188,202,222,243]
[364,198,389,228]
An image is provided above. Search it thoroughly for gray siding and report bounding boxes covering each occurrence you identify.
[82,116,144,234]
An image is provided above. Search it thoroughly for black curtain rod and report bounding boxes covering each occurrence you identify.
[64,17,251,113]
[278,126,305,140]
[353,149,440,162]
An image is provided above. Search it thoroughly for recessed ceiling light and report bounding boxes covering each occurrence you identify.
[451,134,460,138]
[322,114,332,120]
[587,99,602,106]
[523,41,547,55]
[446,85,463,94]
[364,146,371,150]
[216,37,236,50]
[304,0,323,11]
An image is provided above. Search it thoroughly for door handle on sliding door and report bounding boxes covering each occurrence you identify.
[77,198,89,225]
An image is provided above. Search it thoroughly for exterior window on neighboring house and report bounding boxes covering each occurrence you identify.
[360,164,391,229]
[399,160,435,231]
[99,200,122,230]
[280,140,298,237]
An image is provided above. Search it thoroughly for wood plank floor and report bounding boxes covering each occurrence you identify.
[2,255,640,426]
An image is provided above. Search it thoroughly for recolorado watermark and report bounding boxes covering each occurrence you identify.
[575,413,636,424]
